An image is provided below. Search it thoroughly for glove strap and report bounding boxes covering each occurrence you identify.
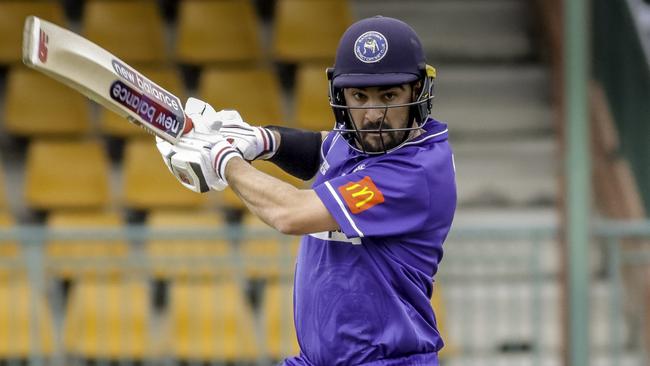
[257,127,278,160]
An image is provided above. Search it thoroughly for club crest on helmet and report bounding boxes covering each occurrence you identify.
[354,31,388,63]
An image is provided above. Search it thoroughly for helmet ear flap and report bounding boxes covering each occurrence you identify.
[408,66,435,125]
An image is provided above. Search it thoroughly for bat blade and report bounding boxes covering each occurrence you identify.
[22,16,187,143]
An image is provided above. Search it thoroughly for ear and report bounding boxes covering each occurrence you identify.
[412,81,423,99]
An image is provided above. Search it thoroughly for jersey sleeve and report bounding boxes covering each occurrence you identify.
[313,159,434,238]
[320,131,337,157]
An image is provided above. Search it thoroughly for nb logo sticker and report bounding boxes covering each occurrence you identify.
[338,176,384,214]
[38,29,49,63]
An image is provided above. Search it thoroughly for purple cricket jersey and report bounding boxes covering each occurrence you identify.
[282,118,457,366]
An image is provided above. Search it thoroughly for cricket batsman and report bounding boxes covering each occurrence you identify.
[157,16,457,366]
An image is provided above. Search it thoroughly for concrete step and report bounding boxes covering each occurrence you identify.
[451,207,558,228]
[351,0,534,61]
[451,137,558,207]
[440,206,560,353]
[442,279,561,353]
[442,207,635,355]
[440,270,632,356]
[434,65,553,138]
[447,207,560,275]
[436,65,550,103]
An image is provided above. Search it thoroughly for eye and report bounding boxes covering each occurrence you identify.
[352,91,366,101]
[382,92,397,102]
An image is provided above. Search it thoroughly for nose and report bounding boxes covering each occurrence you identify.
[364,106,385,125]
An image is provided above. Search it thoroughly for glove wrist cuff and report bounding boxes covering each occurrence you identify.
[211,145,241,182]
[256,127,278,160]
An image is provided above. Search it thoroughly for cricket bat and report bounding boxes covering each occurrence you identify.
[22,16,192,143]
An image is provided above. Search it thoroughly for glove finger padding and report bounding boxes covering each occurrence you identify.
[156,136,228,192]
[170,145,227,192]
[156,136,175,174]
[183,97,276,161]
[218,113,277,161]
[184,97,223,134]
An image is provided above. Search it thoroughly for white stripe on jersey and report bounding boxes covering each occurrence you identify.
[324,181,364,238]
[308,231,362,245]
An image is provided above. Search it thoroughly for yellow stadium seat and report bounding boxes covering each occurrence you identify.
[0,212,23,280]
[122,139,208,210]
[0,279,55,358]
[294,64,334,131]
[175,0,262,64]
[240,213,299,280]
[82,0,166,64]
[45,211,129,279]
[25,139,110,211]
[4,68,91,137]
[198,67,285,125]
[100,66,185,138]
[0,1,65,64]
[164,279,259,361]
[64,279,156,359]
[272,0,352,63]
[252,160,305,188]
[0,161,8,211]
[262,281,300,359]
[145,210,233,280]
[221,187,247,212]
[431,282,457,359]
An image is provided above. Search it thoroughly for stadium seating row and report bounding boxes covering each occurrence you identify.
[0,277,299,361]
[0,274,453,361]
[3,138,302,213]
[0,3,456,360]
[2,64,333,139]
[0,0,353,65]
[0,210,300,280]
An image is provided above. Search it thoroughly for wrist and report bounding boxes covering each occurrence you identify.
[223,154,246,182]
[211,144,242,182]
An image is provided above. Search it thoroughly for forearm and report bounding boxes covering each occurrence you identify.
[225,158,337,235]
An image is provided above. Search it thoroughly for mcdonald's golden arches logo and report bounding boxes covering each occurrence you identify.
[338,176,385,214]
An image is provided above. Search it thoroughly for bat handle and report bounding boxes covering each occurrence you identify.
[182,116,194,135]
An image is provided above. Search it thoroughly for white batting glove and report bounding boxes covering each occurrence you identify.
[218,111,278,161]
[184,97,276,161]
[156,136,227,192]
[208,135,243,184]
[183,97,223,135]
[156,97,226,192]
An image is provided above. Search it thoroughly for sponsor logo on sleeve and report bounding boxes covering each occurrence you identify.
[319,159,330,175]
[338,176,384,214]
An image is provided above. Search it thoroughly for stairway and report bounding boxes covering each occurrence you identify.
[352,0,562,361]
[352,0,556,210]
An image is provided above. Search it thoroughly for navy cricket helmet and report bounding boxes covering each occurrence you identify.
[327,16,436,154]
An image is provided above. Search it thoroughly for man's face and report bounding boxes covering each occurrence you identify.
[343,83,414,152]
